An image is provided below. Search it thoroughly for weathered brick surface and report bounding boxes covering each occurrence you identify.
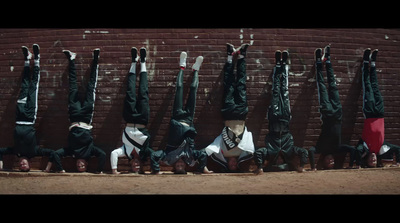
[0,28,399,171]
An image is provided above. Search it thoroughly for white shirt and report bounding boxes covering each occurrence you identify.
[205,126,255,162]
[110,126,148,170]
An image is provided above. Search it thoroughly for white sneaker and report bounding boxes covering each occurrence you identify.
[192,56,203,71]
[62,50,76,60]
[180,52,187,68]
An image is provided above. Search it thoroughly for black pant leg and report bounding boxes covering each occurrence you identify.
[81,59,99,124]
[326,61,342,121]
[192,148,207,172]
[308,147,316,169]
[369,65,384,117]
[0,147,14,161]
[135,71,150,125]
[123,71,138,123]
[254,147,268,169]
[291,146,309,168]
[221,61,236,120]
[234,58,248,120]
[51,148,71,171]
[183,70,198,124]
[316,61,333,119]
[362,61,377,118]
[172,69,185,120]
[68,59,82,123]
[16,64,40,124]
[268,65,282,122]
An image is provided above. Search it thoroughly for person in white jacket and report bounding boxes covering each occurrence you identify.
[110,47,156,174]
[205,43,254,172]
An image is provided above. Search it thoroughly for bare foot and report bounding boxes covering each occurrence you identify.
[202,166,214,174]
[297,167,305,173]
[254,168,264,175]
[112,169,121,175]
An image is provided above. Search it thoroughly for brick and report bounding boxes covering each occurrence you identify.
[0,28,399,172]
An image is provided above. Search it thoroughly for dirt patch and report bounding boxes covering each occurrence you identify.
[0,167,400,194]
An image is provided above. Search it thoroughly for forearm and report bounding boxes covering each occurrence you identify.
[254,147,268,168]
[110,147,125,170]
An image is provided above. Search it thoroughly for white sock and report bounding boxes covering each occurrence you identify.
[129,62,136,74]
[24,60,30,67]
[34,59,40,67]
[140,62,146,73]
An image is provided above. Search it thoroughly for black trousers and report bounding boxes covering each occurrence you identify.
[67,59,98,124]
[1,62,54,162]
[122,66,155,167]
[254,132,309,170]
[152,68,206,172]
[16,65,40,124]
[360,60,400,163]
[14,64,41,157]
[315,61,343,161]
[3,62,44,159]
[171,68,198,125]
[268,62,290,132]
[123,70,150,125]
[51,58,105,172]
[362,61,384,118]
[167,68,198,147]
[254,63,308,170]
[221,58,248,121]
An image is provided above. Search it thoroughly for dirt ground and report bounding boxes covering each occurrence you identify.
[1,167,400,194]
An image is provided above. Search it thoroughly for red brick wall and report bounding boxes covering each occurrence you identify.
[1,28,399,171]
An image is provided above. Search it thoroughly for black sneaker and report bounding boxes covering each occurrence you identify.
[363,48,371,62]
[315,48,322,63]
[22,46,32,60]
[93,48,100,61]
[238,43,250,58]
[227,43,235,56]
[275,50,282,65]
[33,44,40,60]
[140,47,146,63]
[370,49,378,62]
[131,47,138,62]
[322,45,330,62]
[282,50,289,65]
[62,50,76,60]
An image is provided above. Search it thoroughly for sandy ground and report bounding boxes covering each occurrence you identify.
[1,167,400,194]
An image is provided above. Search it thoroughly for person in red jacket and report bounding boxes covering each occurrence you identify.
[356,48,400,167]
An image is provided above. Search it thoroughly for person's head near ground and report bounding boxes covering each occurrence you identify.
[173,158,187,174]
[323,154,335,169]
[131,156,142,173]
[228,157,238,172]
[367,153,377,167]
[19,157,30,172]
[76,159,88,172]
